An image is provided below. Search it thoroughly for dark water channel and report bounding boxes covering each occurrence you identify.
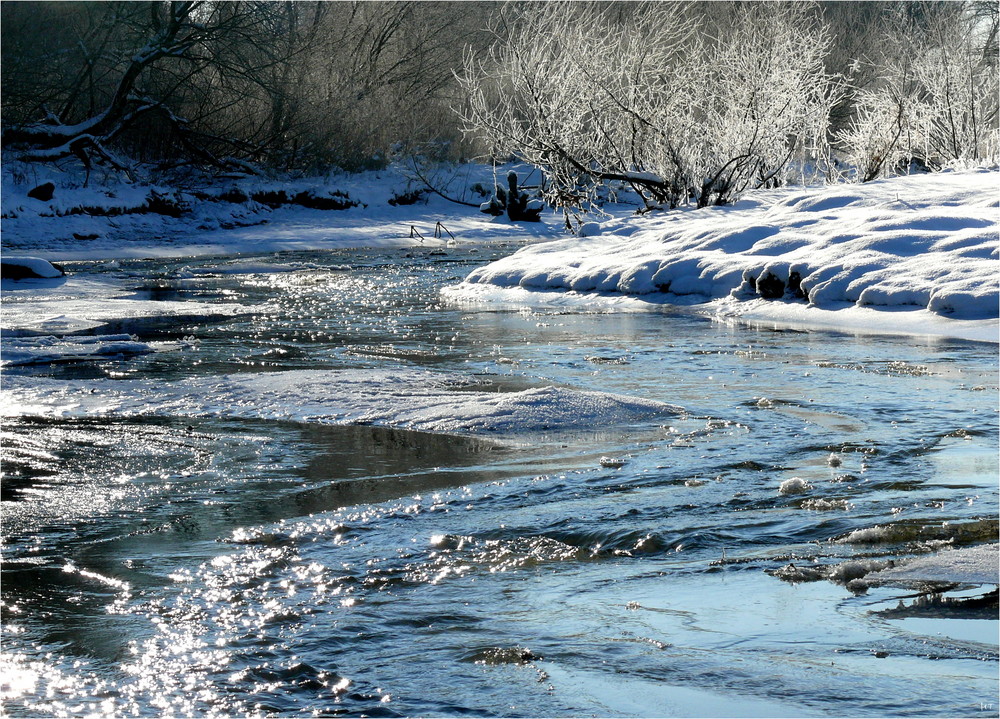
[2,246,997,717]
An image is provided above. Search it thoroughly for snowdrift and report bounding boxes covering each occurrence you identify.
[446,170,999,337]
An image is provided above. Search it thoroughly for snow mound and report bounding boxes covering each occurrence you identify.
[0,369,683,435]
[867,544,998,586]
[1,256,64,279]
[448,171,999,331]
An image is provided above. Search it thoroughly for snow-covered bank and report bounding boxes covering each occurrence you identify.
[1,164,561,261]
[0,369,683,435]
[4,164,998,343]
[1,256,64,279]
[445,171,999,342]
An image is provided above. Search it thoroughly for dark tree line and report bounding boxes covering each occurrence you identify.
[1,0,488,177]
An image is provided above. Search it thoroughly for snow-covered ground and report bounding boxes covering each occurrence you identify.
[0,163,562,260]
[445,170,1000,343]
[2,163,997,342]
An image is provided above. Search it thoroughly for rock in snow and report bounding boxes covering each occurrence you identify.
[1,256,64,280]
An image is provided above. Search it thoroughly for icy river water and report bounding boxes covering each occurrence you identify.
[2,245,998,717]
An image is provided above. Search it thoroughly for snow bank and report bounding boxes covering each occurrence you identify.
[447,170,999,339]
[1,163,561,260]
[0,369,683,435]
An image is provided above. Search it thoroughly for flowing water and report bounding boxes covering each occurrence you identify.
[2,246,997,717]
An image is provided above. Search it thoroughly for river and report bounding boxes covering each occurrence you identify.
[2,246,997,717]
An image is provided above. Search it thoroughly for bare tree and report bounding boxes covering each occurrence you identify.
[2,2,281,178]
[1,1,489,177]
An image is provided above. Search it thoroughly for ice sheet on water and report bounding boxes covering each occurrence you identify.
[1,271,252,337]
[1,334,156,367]
[1,368,684,435]
[182,259,327,275]
[867,543,998,586]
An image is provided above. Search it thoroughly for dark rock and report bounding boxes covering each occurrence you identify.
[27,182,55,202]
[756,272,785,299]
[787,271,807,299]
[1,259,64,280]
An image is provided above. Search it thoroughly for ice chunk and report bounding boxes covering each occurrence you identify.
[866,543,998,585]
[599,456,629,468]
[778,477,811,495]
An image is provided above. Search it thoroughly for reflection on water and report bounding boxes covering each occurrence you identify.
[1,247,997,717]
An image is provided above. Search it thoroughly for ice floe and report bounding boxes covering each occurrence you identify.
[1,334,155,367]
[866,543,998,586]
[0,369,683,435]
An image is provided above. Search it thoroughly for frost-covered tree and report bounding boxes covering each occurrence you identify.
[458,1,839,215]
[837,1,999,180]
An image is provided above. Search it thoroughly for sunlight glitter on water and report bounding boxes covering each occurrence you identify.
[1,248,997,717]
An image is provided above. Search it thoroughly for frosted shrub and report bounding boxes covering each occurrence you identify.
[838,3,999,180]
[914,18,1000,165]
[837,75,926,182]
[684,4,839,204]
[457,2,838,216]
